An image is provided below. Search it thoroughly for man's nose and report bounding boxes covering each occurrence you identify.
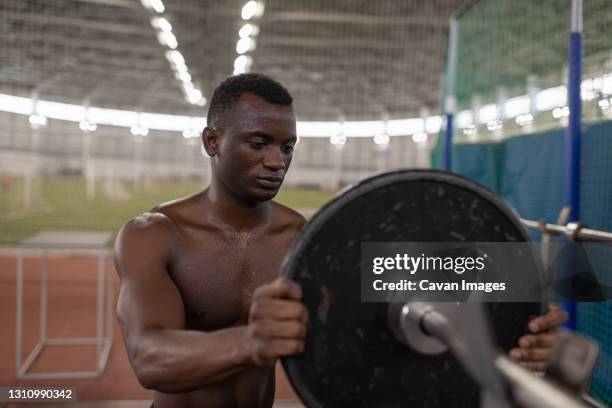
[263,148,286,171]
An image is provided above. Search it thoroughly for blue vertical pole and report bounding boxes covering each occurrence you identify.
[563,0,582,329]
[443,18,458,171]
[444,113,454,171]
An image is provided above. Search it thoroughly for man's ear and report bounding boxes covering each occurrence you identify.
[203,127,219,157]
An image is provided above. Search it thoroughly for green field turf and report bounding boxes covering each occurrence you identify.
[0,177,335,246]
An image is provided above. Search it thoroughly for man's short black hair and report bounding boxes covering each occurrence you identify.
[207,73,293,128]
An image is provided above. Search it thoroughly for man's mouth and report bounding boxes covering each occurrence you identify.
[256,176,283,188]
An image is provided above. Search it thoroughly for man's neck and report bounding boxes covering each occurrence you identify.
[203,179,272,232]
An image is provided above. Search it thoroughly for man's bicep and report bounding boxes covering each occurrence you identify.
[114,216,186,336]
[117,270,185,334]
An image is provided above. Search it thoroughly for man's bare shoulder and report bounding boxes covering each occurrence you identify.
[150,192,207,228]
[115,212,176,259]
[113,212,178,280]
[120,211,176,237]
[114,194,205,265]
[271,201,307,232]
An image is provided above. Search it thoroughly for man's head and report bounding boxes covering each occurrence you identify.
[203,73,297,203]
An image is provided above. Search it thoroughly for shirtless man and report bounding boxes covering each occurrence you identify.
[114,73,567,408]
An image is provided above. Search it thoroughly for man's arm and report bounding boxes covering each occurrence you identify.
[114,213,307,393]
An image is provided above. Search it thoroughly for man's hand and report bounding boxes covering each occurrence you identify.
[245,278,309,367]
[509,305,569,372]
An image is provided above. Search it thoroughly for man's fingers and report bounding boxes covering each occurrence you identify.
[254,339,304,361]
[527,305,568,333]
[251,320,307,339]
[521,361,548,372]
[250,299,309,323]
[253,278,303,301]
[517,332,556,348]
[509,347,550,362]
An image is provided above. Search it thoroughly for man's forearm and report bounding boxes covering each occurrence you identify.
[132,326,251,393]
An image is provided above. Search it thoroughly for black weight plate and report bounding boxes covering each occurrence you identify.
[281,169,542,408]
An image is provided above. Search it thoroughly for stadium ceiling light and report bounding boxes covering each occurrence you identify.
[486,119,503,131]
[412,132,428,143]
[165,50,185,66]
[552,106,570,119]
[157,31,178,49]
[330,134,347,145]
[425,116,442,133]
[602,75,612,95]
[186,88,203,105]
[233,55,252,75]
[151,16,172,33]
[455,110,474,129]
[28,113,47,129]
[79,120,97,132]
[144,5,206,106]
[536,86,567,111]
[236,37,255,54]
[241,1,262,20]
[478,104,498,124]
[141,0,165,13]
[234,3,263,76]
[181,81,195,93]
[130,124,149,137]
[239,23,259,38]
[176,70,192,83]
[373,133,390,145]
[462,124,477,137]
[515,113,533,126]
[503,96,530,119]
[173,62,189,74]
[5,68,612,137]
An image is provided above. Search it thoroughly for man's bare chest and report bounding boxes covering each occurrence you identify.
[168,229,292,331]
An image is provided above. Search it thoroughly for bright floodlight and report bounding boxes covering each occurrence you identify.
[412,132,428,143]
[131,124,149,136]
[176,70,191,83]
[515,113,533,126]
[330,134,346,145]
[151,17,172,33]
[373,133,390,145]
[165,50,185,66]
[241,1,258,20]
[239,23,259,38]
[158,31,178,49]
[28,113,47,129]
[79,120,97,132]
[233,55,252,74]
[236,37,254,54]
[486,120,503,131]
[187,89,203,104]
[181,81,195,95]
[141,0,165,13]
[462,124,477,136]
[552,106,570,119]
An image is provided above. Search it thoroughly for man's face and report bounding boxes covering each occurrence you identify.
[208,92,297,202]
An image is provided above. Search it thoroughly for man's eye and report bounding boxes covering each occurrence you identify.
[250,142,266,149]
[282,144,295,153]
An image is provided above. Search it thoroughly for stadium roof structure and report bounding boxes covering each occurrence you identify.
[0,0,467,121]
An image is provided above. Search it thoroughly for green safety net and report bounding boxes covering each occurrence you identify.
[437,1,612,404]
[433,0,612,154]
